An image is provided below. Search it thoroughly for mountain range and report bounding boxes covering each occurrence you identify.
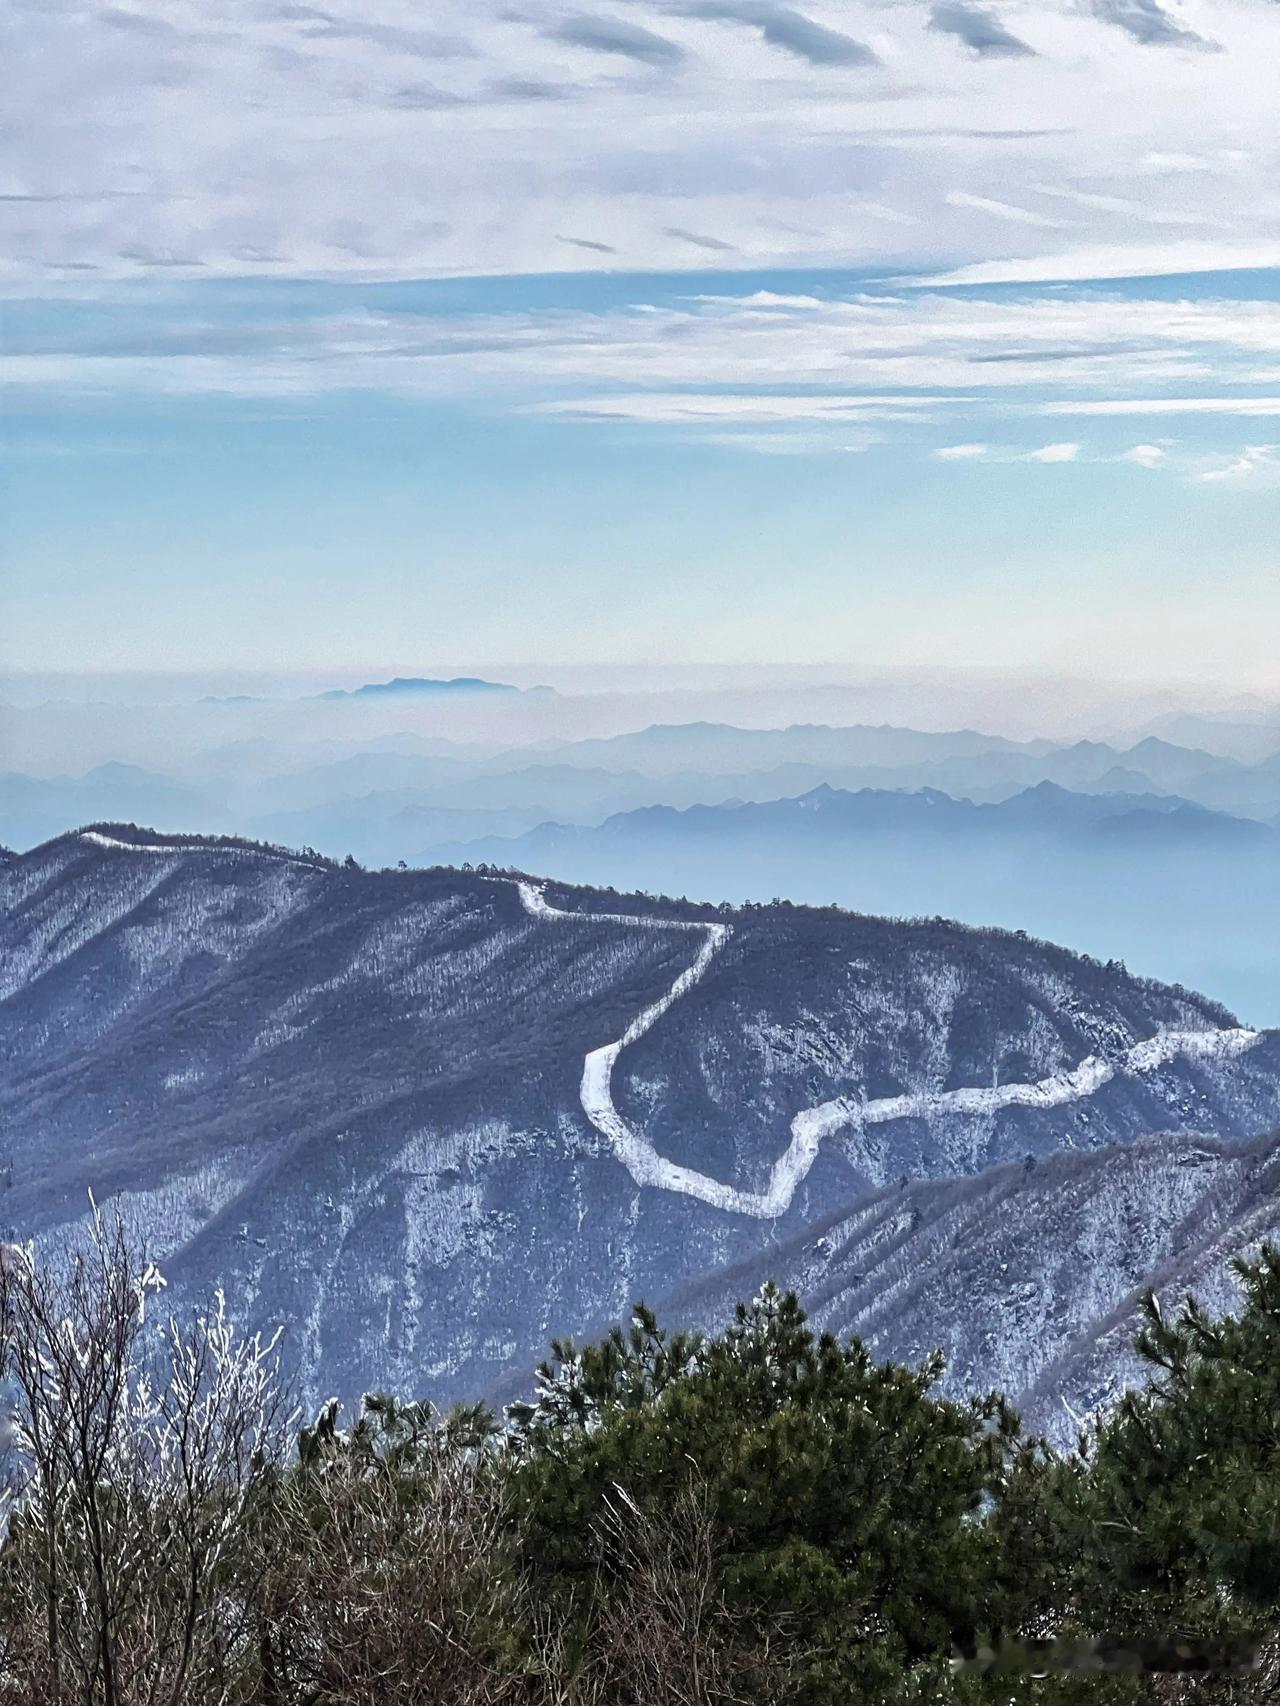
[5,716,1280,1021]
[3,824,1278,1436]
[430,781,1280,1023]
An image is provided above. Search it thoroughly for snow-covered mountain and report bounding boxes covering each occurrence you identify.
[660,1128,1280,1443]
[2,824,1278,1421]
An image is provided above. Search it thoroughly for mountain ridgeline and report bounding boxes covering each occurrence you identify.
[2,824,1278,1431]
[5,717,1280,1021]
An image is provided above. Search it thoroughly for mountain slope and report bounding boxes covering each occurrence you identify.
[2,825,1278,1414]
[660,1128,1280,1442]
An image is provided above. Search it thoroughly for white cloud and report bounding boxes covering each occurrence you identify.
[1029,183,1231,229]
[859,202,922,228]
[8,268,1280,470]
[1119,443,1167,466]
[918,240,1280,288]
[1141,150,1242,172]
[1200,445,1280,481]
[11,289,1280,402]
[532,392,942,422]
[1044,397,1280,416]
[698,429,879,454]
[944,192,1067,229]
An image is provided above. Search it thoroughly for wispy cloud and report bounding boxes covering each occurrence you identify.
[919,241,1280,287]
[489,77,575,101]
[533,393,943,422]
[945,191,1066,228]
[385,82,469,110]
[556,233,618,253]
[1044,397,1280,416]
[1200,444,1279,480]
[663,225,736,252]
[1024,441,1082,462]
[934,442,990,459]
[1029,183,1230,228]
[1090,0,1216,49]
[1141,149,1241,172]
[277,10,474,57]
[11,286,1280,404]
[547,13,685,65]
[674,1,878,66]
[859,202,921,227]
[99,8,184,39]
[928,3,1034,57]
[698,428,880,453]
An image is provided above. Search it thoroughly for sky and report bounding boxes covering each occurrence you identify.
[3,0,1280,688]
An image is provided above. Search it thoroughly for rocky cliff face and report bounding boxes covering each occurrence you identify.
[3,824,1278,1416]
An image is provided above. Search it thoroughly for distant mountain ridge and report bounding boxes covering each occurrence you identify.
[0,763,221,850]
[4,715,1279,1021]
[427,780,1280,1022]
[3,823,1279,1422]
[429,776,1279,889]
[316,676,551,702]
[533,719,1052,774]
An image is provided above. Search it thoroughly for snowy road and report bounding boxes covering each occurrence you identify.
[514,879,1263,1220]
[517,880,752,1211]
[80,830,188,854]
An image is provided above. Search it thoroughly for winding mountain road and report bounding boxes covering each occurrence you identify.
[513,877,1263,1219]
[70,836,1264,1221]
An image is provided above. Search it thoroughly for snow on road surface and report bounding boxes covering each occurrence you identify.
[517,881,753,1211]
[514,880,1263,1219]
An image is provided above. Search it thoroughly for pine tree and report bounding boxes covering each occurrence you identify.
[511,1281,1021,1703]
[1061,1244,1280,1648]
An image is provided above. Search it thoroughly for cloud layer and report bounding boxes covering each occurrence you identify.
[12,284,1276,395]
[4,0,1279,285]
[8,0,1279,486]
[8,272,1280,478]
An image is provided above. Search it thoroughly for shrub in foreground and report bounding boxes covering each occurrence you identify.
[1,1214,1277,1704]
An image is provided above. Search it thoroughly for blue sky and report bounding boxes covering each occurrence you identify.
[3,0,1280,686]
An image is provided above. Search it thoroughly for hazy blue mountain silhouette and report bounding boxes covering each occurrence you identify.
[430,784,1280,1021]
[316,676,550,701]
